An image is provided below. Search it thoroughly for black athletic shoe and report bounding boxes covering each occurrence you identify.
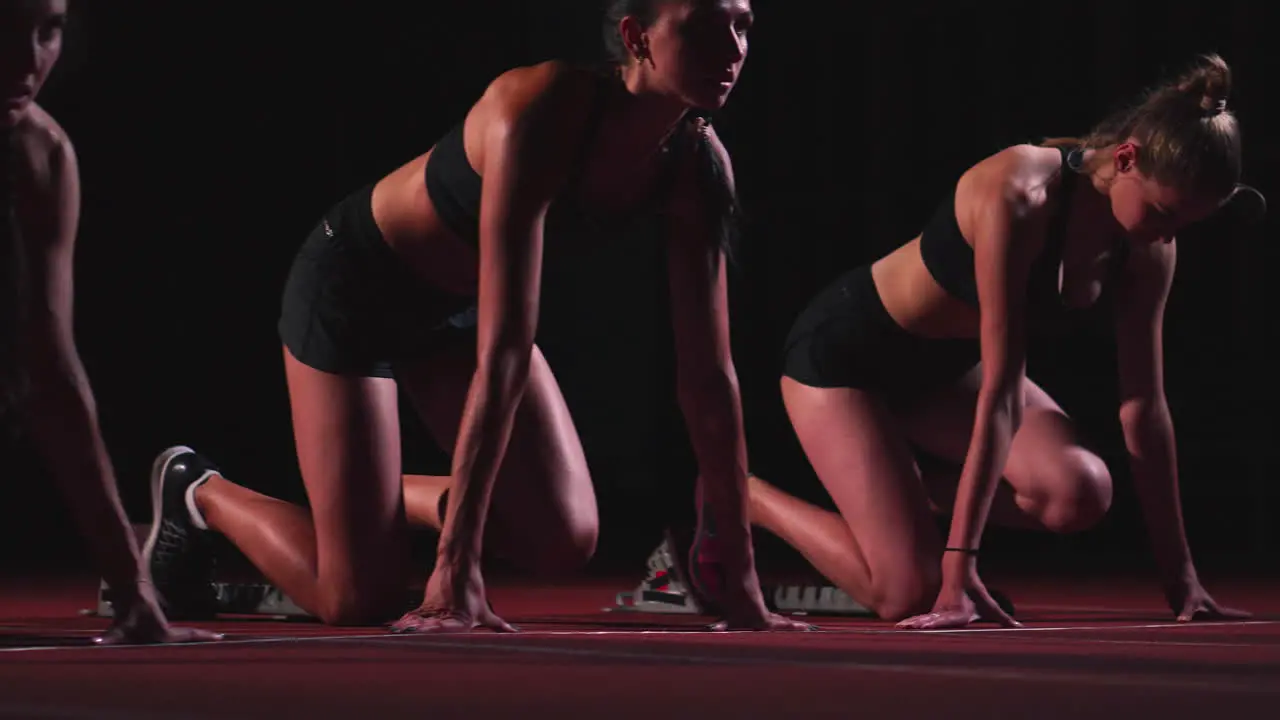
[142,445,220,620]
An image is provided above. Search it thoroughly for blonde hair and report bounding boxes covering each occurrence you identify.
[1043,54,1241,197]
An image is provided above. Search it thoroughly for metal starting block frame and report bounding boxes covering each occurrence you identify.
[766,583,874,616]
[93,580,313,620]
[612,580,875,617]
[89,523,324,620]
[93,538,875,620]
[94,577,874,621]
[609,538,876,617]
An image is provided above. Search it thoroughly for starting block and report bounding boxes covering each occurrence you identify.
[93,580,440,621]
[610,538,876,617]
[91,527,905,621]
[91,522,319,620]
[767,583,874,616]
[94,579,313,620]
[612,537,705,614]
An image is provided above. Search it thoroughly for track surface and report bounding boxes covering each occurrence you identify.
[1,576,1277,718]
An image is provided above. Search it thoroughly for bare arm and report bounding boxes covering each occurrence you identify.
[16,130,144,598]
[1113,239,1190,580]
[435,75,582,570]
[942,175,1039,586]
[665,127,752,553]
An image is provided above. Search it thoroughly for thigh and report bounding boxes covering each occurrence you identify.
[284,345,408,597]
[898,366,1102,498]
[781,377,942,585]
[395,338,598,568]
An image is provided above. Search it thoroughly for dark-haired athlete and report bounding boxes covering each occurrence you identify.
[146,0,809,633]
[2,0,219,645]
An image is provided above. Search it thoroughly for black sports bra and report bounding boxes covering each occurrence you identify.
[422,71,697,246]
[918,145,1130,326]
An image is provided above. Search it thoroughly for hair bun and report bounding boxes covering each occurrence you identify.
[1174,53,1232,117]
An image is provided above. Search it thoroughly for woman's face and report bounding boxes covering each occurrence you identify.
[1105,143,1223,242]
[636,0,753,111]
[0,0,68,129]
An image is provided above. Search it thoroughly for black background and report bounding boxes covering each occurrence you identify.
[3,1,1276,586]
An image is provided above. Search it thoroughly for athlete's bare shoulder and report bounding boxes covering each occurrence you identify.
[464,61,601,174]
[960,144,1064,221]
[11,102,75,187]
[8,103,80,251]
[473,61,598,133]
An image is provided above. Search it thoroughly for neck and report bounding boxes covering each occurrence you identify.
[1072,147,1124,245]
[1079,147,1118,193]
[609,66,691,157]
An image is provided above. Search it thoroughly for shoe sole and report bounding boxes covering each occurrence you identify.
[140,445,197,571]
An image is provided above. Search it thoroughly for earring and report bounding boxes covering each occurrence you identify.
[1066,148,1085,172]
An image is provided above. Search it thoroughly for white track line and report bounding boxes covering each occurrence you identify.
[1012,603,1275,616]
[2,618,1278,653]
[420,620,1280,636]
[502,619,1280,636]
[921,620,1280,634]
[0,632,395,654]
[8,633,1265,695]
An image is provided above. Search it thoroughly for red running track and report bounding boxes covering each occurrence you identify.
[1,575,1278,719]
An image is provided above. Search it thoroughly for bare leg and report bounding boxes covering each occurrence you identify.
[771,376,943,620]
[194,474,323,602]
[403,474,451,530]
[746,472,867,580]
[396,340,598,576]
[899,367,1113,534]
[752,369,1112,623]
[190,346,409,625]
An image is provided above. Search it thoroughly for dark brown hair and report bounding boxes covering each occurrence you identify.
[1045,53,1241,199]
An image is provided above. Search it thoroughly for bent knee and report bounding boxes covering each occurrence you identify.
[504,505,599,577]
[315,585,399,626]
[1041,449,1113,533]
[869,563,941,622]
[530,519,599,576]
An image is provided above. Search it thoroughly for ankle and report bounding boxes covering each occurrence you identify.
[185,472,220,531]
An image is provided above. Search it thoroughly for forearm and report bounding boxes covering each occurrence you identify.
[23,359,142,594]
[944,389,1021,582]
[437,349,532,567]
[1120,398,1192,575]
[678,370,751,548]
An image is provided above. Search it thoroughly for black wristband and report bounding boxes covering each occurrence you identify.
[437,488,450,526]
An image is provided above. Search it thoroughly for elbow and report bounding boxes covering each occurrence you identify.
[677,366,739,431]
[1119,394,1167,427]
[477,340,535,400]
[977,375,1024,432]
[22,338,86,403]
[477,311,537,381]
[1118,395,1170,449]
